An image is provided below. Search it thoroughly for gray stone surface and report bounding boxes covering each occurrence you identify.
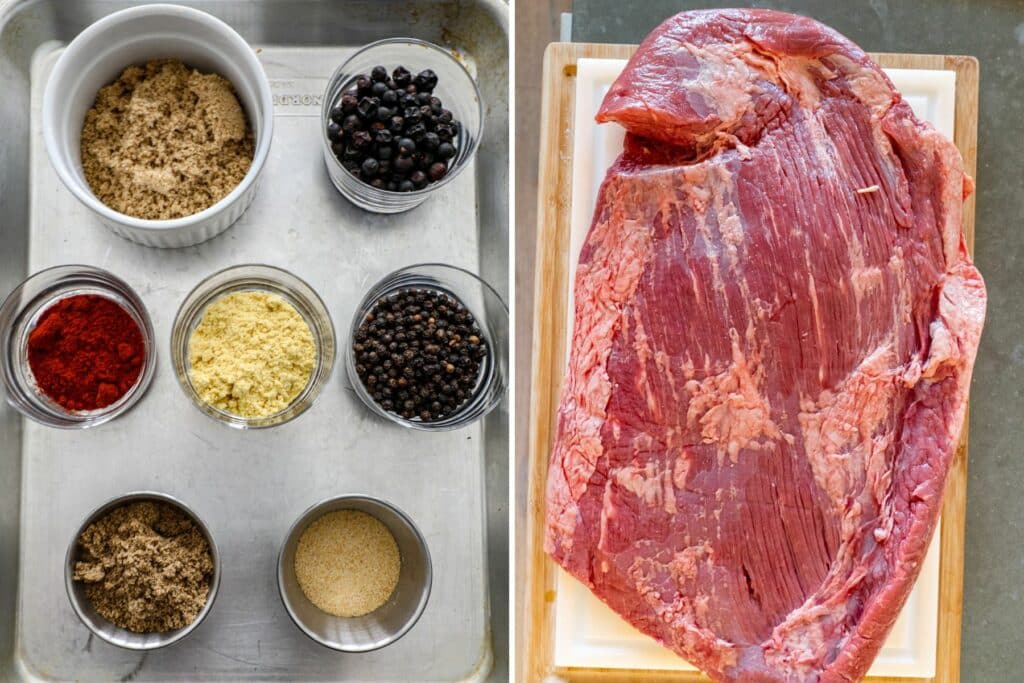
[572,2,1023,680]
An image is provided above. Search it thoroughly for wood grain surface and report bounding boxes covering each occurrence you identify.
[522,43,979,683]
[516,6,573,683]
[515,6,572,681]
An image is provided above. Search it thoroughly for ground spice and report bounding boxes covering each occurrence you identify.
[27,294,144,411]
[81,59,254,220]
[187,291,316,417]
[73,501,213,633]
[294,510,401,617]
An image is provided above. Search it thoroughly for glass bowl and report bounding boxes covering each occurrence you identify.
[170,264,336,429]
[65,490,221,650]
[0,264,156,428]
[346,263,507,431]
[277,494,432,652]
[321,38,484,213]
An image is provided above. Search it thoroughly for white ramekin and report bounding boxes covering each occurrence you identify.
[42,4,274,249]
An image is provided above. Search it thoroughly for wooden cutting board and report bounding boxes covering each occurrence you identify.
[523,43,978,683]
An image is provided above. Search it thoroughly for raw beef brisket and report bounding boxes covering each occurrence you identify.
[545,9,985,682]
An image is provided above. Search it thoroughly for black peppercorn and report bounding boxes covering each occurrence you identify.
[429,161,448,181]
[403,106,422,125]
[357,96,379,119]
[420,132,440,152]
[342,95,360,116]
[393,65,412,87]
[397,137,417,155]
[406,123,427,142]
[352,130,373,150]
[394,154,415,173]
[327,121,343,142]
[435,123,455,141]
[361,157,380,177]
[341,114,363,134]
[334,67,462,190]
[414,69,438,91]
[353,288,488,421]
[437,141,456,160]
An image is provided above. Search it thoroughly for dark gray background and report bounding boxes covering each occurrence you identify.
[570,2,1023,680]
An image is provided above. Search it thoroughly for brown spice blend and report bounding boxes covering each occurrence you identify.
[73,500,214,633]
[80,59,254,220]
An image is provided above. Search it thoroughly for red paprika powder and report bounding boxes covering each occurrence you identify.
[27,294,144,411]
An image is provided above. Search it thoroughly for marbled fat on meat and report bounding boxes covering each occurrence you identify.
[545,9,985,682]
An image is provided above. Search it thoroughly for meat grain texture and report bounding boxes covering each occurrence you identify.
[545,9,985,682]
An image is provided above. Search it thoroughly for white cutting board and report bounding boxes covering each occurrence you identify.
[554,58,953,678]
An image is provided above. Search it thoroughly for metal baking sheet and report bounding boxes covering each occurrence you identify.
[0,1,509,681]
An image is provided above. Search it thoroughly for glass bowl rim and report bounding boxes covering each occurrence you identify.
[0,263,158,428]
[346,262,508,431]
[320,37,485,199]
[170,262,337,429]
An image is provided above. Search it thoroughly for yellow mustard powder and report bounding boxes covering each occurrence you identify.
[187,291,315,417]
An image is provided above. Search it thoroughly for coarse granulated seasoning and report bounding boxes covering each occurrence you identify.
[187,291,316,417]
[73,501,213,633]
[80,59,253,220]
[294,510,401,617]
